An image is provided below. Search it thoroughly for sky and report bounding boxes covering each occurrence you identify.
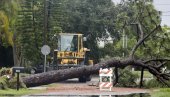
[112,0,170,26]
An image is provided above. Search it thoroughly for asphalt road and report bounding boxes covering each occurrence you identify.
[22,76,149,97]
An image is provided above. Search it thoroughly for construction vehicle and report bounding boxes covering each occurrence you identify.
[30,33,93,82]
[52,33,93,82]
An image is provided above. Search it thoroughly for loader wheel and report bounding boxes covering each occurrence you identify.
[78,76,87,82]
[86,75,91,81]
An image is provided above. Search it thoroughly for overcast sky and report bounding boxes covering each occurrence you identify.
[112,0,170,26]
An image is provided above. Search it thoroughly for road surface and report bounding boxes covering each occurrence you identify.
[22,76,150,97]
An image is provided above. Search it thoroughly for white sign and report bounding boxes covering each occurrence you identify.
[41,45,50,55]
[16,70,20,73]
[41,45,50,72]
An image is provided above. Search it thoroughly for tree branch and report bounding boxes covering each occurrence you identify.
[130,24,161,58]
[144,58,170,63]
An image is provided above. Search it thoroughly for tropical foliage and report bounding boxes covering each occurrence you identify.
[0,0,19,46]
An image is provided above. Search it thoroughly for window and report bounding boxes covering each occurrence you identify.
[58,35,78,51]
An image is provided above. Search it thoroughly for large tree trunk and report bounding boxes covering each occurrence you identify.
[23,65,98,87]
[23,59,121,87]
[23,59,170,87]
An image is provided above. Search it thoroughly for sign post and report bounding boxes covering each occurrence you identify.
[16,70,20,91]
[41,45,50,72]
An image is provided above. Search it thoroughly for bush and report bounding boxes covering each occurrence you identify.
[143,79,168,88]
[8,76,27,89]
[0,76,8,90]
[0,67,12,76]
[115,67,139,87]
[0,76,27,90]
[0,68,27,90]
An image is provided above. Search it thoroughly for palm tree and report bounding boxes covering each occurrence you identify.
[0,0,20,45]
[0,0,20,66]
[0,11,13,46]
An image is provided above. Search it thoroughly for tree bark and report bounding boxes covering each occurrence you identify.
[114,67,118,85]
[23,59,121,87]
[13,31,18,66]
[23,58,170,87]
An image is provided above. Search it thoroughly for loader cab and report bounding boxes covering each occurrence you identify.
[58,33,83,52]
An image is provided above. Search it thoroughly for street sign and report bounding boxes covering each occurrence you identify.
[41,45,50,72]
[41,45,50,55]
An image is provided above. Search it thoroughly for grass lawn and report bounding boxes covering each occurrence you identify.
[150,88,170,97]
[0,89,45,96]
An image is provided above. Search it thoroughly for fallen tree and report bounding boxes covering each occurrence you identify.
[23,57,170,87]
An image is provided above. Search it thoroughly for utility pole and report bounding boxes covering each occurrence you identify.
[122,29,128,58]
[125,35,128,49]
[44,0,48,45]
[122,30,125,57]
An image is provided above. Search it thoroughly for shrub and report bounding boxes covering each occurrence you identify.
[0,68,27,90]
[115,67,139,87]
[8,76,27,89]
[143,79,168,88]
[0,76,8,90]
[0,67,12,76]
[0,76,27,90]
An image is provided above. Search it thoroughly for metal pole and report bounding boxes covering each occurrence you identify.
[17,72,19,91]
[43,0,48,72]
[44,0,48,45]
[125,35,128,48]
[122,31,125,48]
[122,30,125,57]
[44,55,46,72]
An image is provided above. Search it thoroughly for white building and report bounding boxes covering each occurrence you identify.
[97,30,113,48]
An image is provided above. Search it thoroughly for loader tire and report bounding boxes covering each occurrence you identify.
[78,76,87,82]
[86,75,91,81]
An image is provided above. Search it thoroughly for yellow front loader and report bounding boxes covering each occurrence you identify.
[53,33,93,82]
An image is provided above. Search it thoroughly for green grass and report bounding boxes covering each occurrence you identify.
[132,71,153,78]
[150,88,170,97]
[0,83,59,96]
[0,89,44,96]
